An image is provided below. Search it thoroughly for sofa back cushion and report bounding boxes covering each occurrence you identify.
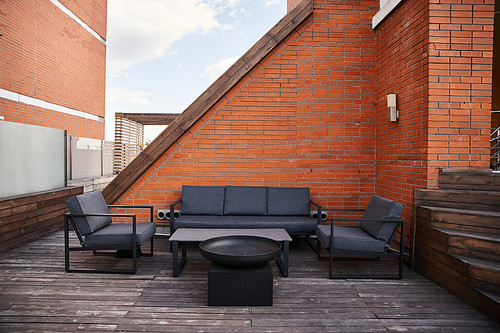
[267,187,310,216]
[360,195,405,242]
[180,185,225,215]
[65,191,112,236]
[224,186,267,215]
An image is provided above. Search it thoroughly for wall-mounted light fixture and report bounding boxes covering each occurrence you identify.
[387,93,398,122]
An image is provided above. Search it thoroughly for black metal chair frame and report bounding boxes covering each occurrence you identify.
[317,208,405,279]
[64,205,154,274]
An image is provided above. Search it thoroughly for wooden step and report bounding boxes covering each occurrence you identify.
[475,288,500,304]
[436,228,500,262]
[418,206,500,234]
[414,189,500,213]
[438,168,500,191]
[453,255,500,293]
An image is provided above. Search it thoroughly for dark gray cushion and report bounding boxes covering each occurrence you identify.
[66,191,112,236]
[267,187,310,216]
[316,225,387,252]
[173,215,317,235]
[84,222,156,248]
[224,186,267,215]
[360,195,404,242]
[180,186,225,215]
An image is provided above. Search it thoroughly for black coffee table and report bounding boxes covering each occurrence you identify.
[169,228,292,277]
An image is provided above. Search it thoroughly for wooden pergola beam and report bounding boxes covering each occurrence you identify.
[116,113,179,126]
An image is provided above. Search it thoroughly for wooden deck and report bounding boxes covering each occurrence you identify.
[0,232,499,332]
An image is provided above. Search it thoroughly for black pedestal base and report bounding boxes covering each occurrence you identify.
[208,263,273,306]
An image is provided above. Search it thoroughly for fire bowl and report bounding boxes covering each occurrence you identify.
[199,236,282,268]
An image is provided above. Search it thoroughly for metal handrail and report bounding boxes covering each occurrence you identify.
[491,126,500,171]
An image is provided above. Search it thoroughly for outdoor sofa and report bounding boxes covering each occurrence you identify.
[169,185,321,237]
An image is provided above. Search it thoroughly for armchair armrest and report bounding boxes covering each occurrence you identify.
[64,212,137,249]
[108,205,154,223]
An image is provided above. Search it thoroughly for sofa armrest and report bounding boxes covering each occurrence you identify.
[108,205,154,223]
[310,200,322,224]
[169,199,182,235]
[170,199,182,220]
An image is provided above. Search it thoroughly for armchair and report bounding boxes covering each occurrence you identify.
[64,191,156,274]
[316,195,405,279]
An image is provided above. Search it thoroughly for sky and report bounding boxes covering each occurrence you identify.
[105,0,288,142]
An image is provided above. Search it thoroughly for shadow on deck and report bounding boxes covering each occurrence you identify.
[0,232,499,332]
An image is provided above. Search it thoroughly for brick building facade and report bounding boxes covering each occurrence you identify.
[0,0,107,140]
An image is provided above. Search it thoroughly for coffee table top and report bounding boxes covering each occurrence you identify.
[170,228,292,242]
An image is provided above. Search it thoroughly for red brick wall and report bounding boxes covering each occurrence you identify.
[426,0,493,171]
[375,0,494,237]
[113,0,494,249]
[115,0,380,223]
[375,0,430,234]
[0,0,106,139]
[59,0,107,39]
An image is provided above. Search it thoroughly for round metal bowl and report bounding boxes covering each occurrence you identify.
[199,235,282,268]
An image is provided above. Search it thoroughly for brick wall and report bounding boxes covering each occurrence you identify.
[111,0,494,249]
[114,0,380,223]
[0,0,106,139]
[426,0,493,171]
[375,0,494,238]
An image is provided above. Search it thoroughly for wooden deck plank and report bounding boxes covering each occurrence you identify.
[0,232,498,332]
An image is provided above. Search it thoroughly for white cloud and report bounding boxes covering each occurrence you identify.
[264,0,280,6]
[107,87,151,106]
[200,56,239,82]
[107,0,227,76]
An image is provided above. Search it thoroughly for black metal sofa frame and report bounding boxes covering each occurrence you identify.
[169,186,322,240]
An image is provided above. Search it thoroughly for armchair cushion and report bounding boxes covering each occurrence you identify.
[224,186,267,215]
[360,195,404,242]
[316,225,387,253]
[65,191,112,236]
[180,186,225,215]
[268,187,310,216]
[84,222,156,248]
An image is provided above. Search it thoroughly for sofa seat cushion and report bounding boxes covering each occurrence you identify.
[84,222,156,248]
[174,215,317,234]
[316,225,387,253]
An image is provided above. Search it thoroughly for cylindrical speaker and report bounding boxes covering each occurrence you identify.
[157,209,168,219]
[173,210,181,218]
[311,210,328,221]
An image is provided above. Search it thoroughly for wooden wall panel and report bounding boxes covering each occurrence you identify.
[0,187,83,253]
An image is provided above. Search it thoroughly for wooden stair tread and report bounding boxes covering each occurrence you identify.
[434,228,500,243]
[474,288,500,304]
[420,206,500,218]
[452,255,500,271]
